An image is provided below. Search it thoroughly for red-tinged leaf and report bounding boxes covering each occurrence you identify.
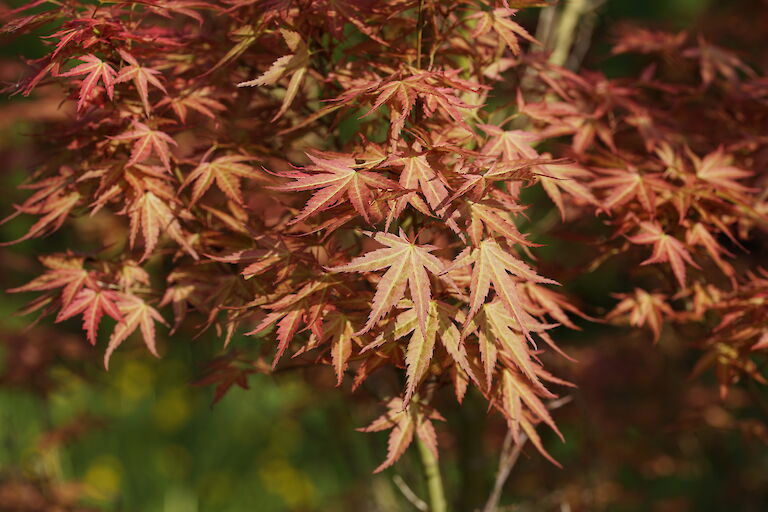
[184,154,268,206]
[386,152,463,233]
[686,222,735,277]
[520,415,561,468]
[157,88,226,123]
[481,301,545,388]
[328,231,446,338]
[364,301,477,394]
[58,54,116,111]
[592,166,669,212]
[329,314,355,386]
[112,122,177,170]
[692,147,754,196]
[374,413,413,473]
[271,153,398,224]
[477,316,499,389]
[271,308,303,368]
[8,254,89,309]
[447,239,557,341]
[523,282,590,331]
[467,200,532,247]
[128,191,197,260]
[470,8,537,55]
[403,301,438,406]
[628,222,699,289]
[1,192,81,246]
[478,125,540,161]
[607,289,672,343]
[56,288,123,345]
[360,398,443,473]
[237,29,309,121]
[194,353,259,406]
[501,369,562,440]
[115,51,167,115]
[683,36,755,86]
[539,162,599,219]
[104,295,168,369]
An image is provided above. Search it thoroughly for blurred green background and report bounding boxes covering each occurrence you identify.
[2,0,768,511]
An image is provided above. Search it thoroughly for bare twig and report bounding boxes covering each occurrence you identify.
[535,5,559,52]
[416,0,426,69]
[481,397,574,512]
[549,0,589,67]
[393,474,429,511]
[565,0,604,70]
[482,430,528,512]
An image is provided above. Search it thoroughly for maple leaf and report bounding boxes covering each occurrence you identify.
[328,231,448,338]
[237,29,309,121]
[464,199,532,247]
[112,121,177,170]
[115,50,167,115]
[445,239,557,341]
[363,301,477,406]
[686,222,735,278]
[607,289,673,343]
[683,36,755,86]
[157,87,226,123]
[478,125,541,161]
[56,288,124,345]
[522,282,591,330]
[271,153,398,224]
[320,311,359,386]
[336,71,479,139]
[468,300,552,390]
[627,222,699,289]
[592,166,670,212]
[470,8,537,55]
[246,278,338,367]
[611,26,686,55]
[183,154,268,206]
[104,295,168,369]
[193,352,262,406]
[58,54,116,112]
[128,191,197,260]
[358,397,444,473]
[7,254,90,309]
[691,147,754,197]
[385,153,458,230]
[539,161,599,219]
[497,369,561,466]
[1,191,81,246]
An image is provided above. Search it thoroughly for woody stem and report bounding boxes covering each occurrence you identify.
[417,435,448,512]
[550,0,589,67]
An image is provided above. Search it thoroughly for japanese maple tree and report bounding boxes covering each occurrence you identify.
[3,0,768,509]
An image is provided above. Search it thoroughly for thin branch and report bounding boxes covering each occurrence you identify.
[417,436,448,512]
[535,5,559,52]
[565,0,604,70]
[549,0,589,67]
[482,431,527,512]
[416,0,426,69]
[482,397,573,512]
[393,474,429,512]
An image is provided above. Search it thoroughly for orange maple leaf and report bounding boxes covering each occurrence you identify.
[628,222,699,288]
[328,231,448,339]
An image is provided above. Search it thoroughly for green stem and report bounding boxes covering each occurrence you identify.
[549,0,588,67]
[416,0,425,69]
[417,436,448,512]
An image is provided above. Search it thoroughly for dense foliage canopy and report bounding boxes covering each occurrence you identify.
[3,0,768,501]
